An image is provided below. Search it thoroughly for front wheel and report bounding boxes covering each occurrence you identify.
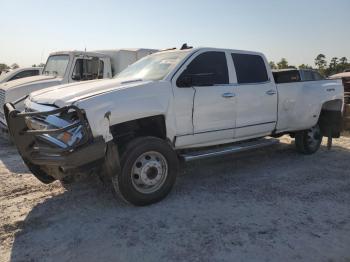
[295,124,323,154]
[112,137,179,206]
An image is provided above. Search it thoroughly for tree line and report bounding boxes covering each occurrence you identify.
[1,54,349,77]
[0,62,45,73]
[269,54,350,76]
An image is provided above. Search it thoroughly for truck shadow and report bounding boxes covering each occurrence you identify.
[8,139,350,262]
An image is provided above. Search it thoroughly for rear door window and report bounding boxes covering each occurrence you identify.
[231,53,269,84]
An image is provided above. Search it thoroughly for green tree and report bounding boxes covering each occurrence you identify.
[11,63,19,69]
[269,61,277,69]
[0,63,10,72]
[315,54,327,70]
[298,64,313,69]
[339,57,348,65]
[277,58,289,69]
[330,57,338,69]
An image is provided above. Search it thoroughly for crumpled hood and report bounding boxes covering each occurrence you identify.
[29,78,153,107]
[0,75,59,91]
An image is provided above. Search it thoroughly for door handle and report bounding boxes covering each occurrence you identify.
[326,88,335,92]
[266,89,277,95]
[222,92,235,98]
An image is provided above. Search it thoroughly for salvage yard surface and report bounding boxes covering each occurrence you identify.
[0,136,350,262]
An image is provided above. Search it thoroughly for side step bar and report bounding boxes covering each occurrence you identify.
[180,138,280,162]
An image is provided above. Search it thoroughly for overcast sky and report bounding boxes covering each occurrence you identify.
[1,0,349,67]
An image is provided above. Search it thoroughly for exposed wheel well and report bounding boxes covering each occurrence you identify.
[319,99,343,138]
[110,115,167,153]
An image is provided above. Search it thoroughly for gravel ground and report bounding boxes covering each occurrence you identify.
[0,135,350,262]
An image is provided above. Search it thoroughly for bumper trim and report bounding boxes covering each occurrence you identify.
[4,102,106,170]
[30,136,106,168]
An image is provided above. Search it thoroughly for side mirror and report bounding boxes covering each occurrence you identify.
[177,73,215,88]
[177,74,192,87]
[191,73,215,87]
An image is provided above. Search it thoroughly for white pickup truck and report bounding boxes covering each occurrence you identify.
[0,49,157,133]
[4,47,344,206]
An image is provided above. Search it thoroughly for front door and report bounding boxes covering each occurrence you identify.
[176,51,236,146]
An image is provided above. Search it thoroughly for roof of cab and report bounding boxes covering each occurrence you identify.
[157,47,266,57]
[48,50,110,58]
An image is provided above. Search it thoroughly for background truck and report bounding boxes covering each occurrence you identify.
[272,68,325,83]
[330,72,350,130]
[0,48,158,132]
[0,67,42,84]
[5,47,344,206]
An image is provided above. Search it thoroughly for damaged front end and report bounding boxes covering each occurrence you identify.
[4,98,107,182]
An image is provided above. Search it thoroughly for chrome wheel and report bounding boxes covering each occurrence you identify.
[131,151,168,194]
[306,125,322,150]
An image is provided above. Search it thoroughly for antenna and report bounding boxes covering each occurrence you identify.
[180,43,193,50]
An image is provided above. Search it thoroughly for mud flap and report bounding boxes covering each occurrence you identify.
[319,110,343,150]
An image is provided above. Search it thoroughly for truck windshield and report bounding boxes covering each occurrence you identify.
[43,55,70,77]
[116,51,189,81]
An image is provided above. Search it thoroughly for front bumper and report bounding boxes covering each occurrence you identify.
[4,102,106,170]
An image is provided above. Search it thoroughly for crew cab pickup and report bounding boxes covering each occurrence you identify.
[0,49,157,133]
[4,47,344,206]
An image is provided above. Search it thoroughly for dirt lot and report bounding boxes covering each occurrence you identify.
[0,135,350,262]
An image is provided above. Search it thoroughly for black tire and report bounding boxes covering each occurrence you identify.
[112,137,179,206]
[295,124,323,154]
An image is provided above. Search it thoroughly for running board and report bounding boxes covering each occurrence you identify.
[180,138,280,162]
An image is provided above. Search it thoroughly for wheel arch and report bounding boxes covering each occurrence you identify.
[109,115,171,152]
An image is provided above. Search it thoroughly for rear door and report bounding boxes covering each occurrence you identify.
[231,53,277,138]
